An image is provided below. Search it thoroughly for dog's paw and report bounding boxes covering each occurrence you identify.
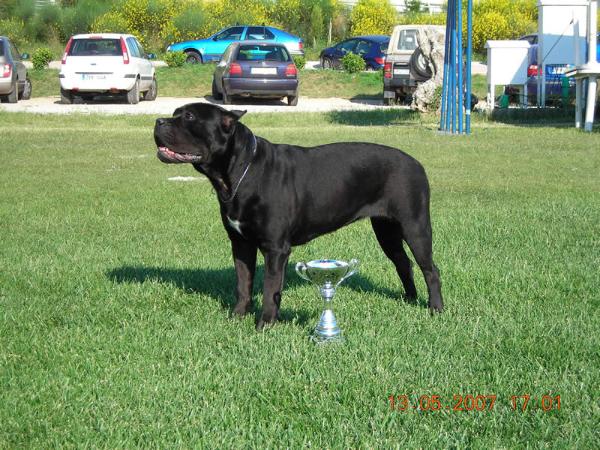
[232,302,252,317]
[428,302,444,314]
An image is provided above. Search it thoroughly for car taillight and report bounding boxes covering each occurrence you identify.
[61,37,73,65]
[120,37,130,64]
[527,64,540,77]
[2,64,11,78]
[374,57,385,66]
[285,63,297,77]
[384,62,392,79]
[228,63,242,76]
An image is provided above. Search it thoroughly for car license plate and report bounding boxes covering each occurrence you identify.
[393,68,409,75]
[251,68,277,75]
[81,74,106,80]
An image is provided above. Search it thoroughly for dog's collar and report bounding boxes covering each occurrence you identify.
[222,133,257,203]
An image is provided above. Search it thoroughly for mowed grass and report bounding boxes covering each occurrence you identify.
[0,111,599,448]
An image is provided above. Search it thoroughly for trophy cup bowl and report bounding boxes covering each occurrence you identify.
[295,258,359,344]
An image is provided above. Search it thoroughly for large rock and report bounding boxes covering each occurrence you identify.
[411,27,445,112]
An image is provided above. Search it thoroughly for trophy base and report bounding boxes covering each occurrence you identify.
[311,309,344,344]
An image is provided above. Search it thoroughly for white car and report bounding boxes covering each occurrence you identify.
[59,33,157,104]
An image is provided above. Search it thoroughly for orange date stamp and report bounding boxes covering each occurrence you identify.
[388,394,561,412]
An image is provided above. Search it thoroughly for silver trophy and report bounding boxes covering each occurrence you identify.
[295,259,359,343]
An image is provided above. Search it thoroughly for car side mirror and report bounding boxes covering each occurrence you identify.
[21,53,29,60]
[147,53,156,60]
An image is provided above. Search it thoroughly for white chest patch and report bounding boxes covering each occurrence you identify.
[226,216,243,236]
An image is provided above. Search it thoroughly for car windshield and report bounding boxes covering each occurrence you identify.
[69,38,122,56]
[397,30,418,51]
[237,45,290,62]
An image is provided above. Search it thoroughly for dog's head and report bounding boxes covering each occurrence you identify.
[154,103,246,164]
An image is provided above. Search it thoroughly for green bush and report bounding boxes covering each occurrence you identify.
[0,18,28,47]
[350,0,397,36]
[293,55,306,70]
[31,47,54,70]
[341,52,365,73]
[163,51,187,67]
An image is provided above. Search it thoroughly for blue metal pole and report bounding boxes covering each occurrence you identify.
[440,0,452,131]
[466,0,473,134]
[451,11,457,133]
[446,0,455,132]
[457,0,463,133]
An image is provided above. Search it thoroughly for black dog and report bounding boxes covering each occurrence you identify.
[155,103,443,329]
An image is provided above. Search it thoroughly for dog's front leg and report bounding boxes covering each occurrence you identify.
[230,238,258,317]
[257,247,290,330]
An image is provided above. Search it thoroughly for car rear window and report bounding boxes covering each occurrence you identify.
[0,39,4,54]
[397,30,418,51]
[237,45,290,62]
[69,38,122,56]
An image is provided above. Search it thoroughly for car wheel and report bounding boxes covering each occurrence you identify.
[287,94,298,106]
[212,78,222,100]
[60,88,73,104]
[20,78,32,100]
[185,51,203,64]
[409,48,432,82]
[7,79,18,103]
[321,57,332,69]
[143,78,158,101]
[222,83,231,104]
[126,79,140,104]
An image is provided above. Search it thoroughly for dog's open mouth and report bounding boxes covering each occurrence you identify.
[156,146,203,164]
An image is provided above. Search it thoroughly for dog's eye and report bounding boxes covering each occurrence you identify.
[184,112,195,121]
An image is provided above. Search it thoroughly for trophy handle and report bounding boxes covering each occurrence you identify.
[337,258,359,286]
[295,262,311,282]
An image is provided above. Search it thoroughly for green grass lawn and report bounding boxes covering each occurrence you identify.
[28,65,490,101]
[1,111,599,448]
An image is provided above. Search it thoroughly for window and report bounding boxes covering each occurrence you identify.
[127,37,141,58]
[214,27,245,41]
[338,39,357,53]
[237,44,290,62]
[0,39,4,55]
[247,27,266,40]
[9,41,21,60]
[356,40,371,55]
[69,39,122,56]
[397,30,418,51]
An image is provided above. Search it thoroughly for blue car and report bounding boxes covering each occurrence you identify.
[167,25,304,64]
[320,35,389,70]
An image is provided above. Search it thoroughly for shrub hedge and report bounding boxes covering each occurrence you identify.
[0,0,552,56]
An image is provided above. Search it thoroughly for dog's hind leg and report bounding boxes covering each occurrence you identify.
[401,218,443,313]
[371,218,418,301]
[231,238,258,317]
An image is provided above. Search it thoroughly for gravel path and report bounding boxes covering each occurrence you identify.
[0,96,400,115]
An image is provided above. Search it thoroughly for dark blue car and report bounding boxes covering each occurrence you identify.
[167,25,304,64]
[212,42,299,106]
[320,35,389,70]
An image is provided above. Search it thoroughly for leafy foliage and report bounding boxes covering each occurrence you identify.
[31,47,54,70]
[163,50,187,67]
[350,0,397,36]
[341,51,365,73]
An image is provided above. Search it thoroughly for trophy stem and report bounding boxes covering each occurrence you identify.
[313,282,343,344]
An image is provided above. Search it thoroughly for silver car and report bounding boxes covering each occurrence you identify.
[0,36,31,103]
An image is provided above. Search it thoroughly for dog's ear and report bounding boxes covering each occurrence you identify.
[222,110,247,133]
